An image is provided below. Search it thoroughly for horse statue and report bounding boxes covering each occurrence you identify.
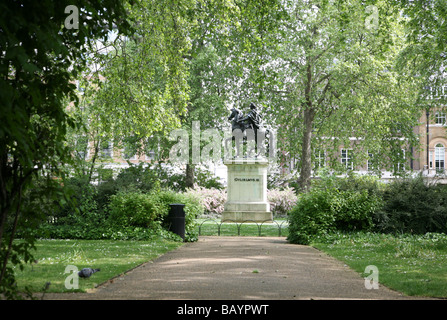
[225,104,272,159]
[225,107,251,158]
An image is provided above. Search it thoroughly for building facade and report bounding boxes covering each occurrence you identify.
[413,110,447,174]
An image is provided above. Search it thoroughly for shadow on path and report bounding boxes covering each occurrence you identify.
[44,236,424,300]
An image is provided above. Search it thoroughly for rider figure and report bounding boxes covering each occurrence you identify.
[238,102,261,147]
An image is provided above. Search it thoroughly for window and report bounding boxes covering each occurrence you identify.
[435,112,446,125]
[429,151,434,169]
[395,149,406,172]
[75,135,89,160]
[144,136,158,161]
[435,143,445,172]
[122,149,137,160]
[367,152,375,171]
[122,135,139,160]
[314,150,326,170]
[100,141,113,159]
[145,150,156,161]
[341,149,353,170]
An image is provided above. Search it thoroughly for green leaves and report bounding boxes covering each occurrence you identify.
[0,0,134,298]
[288,174,383,245]
[246,0,423,188]
[394,1,447,99]
[72,0,200,166]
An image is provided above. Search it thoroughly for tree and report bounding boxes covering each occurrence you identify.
[394,0,447,111]
[113,0,283,187]
[231,0,420,190]
[68,0,198,184]
[180,0,243,187]
[0,0,132,298]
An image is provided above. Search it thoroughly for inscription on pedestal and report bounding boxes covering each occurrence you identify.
[222,159,272,223]
[234,177,260,182]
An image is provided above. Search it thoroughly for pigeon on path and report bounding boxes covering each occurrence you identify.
[78,268,100,278]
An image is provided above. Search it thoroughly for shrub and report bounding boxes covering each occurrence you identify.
[287,174,383,245]
[107,189,202,242]
[153,189,202,242]
[185,185,299,218]
[374,176,447,234]
[331,189,382,231]
[288,173,447,244]
[185,185,226,216]
[113,162,223,192]
[335,174,384,197]
[33,177,203,241]
[108,191,163,230]
[28,180,114,240]
[113,162,194,192]
[50,175,93,220]
[267,187,297,216]
[95,179,119,212]
[179,192,203,241]
[288,188,337,245]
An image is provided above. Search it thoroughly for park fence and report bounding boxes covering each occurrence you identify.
[197,218,289,237]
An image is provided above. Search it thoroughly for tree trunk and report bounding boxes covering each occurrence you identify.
[0,183,22,284]
[185,163,195,189]
[298,107,315,191]
[87,139,100,185]
[298,58,316,191]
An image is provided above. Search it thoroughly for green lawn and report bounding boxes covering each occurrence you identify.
[311,232,447,298]
[13,218,289,295]
[13,239,183,293]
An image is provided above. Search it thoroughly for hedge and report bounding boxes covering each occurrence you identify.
[287,174,447,245]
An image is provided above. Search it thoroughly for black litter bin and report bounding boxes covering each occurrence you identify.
[168,203,185,241]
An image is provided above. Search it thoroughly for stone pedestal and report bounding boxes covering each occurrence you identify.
[222,158,272,222]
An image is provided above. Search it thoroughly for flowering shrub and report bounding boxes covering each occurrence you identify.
[185,186,298,218]
[185,185,227,216]
[267,187,298,216]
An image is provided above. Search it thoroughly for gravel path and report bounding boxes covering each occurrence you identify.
[43,236,422,300]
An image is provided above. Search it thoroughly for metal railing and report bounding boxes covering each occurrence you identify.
[197,218,289,237]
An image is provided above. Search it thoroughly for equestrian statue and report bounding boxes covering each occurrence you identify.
[225,102,271,159]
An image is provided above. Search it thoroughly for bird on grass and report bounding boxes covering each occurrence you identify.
[78,268,100,278]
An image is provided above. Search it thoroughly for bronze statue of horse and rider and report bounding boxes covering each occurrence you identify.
[225,102,271,159]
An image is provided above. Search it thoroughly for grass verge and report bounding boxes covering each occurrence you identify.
[13,238,183,293]
[311,232,447,298]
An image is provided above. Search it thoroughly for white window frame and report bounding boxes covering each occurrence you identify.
[122,149,137,160]
[75,135,89,160]
[314,150,326,170]
[396,149,406,172]
[435,112,446,125]
[435,143,445,171]
[145,150,156,161]
[100,141,113,159]
[367,151,375,171]
[429,151,434,169]
[341,149,353,170]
